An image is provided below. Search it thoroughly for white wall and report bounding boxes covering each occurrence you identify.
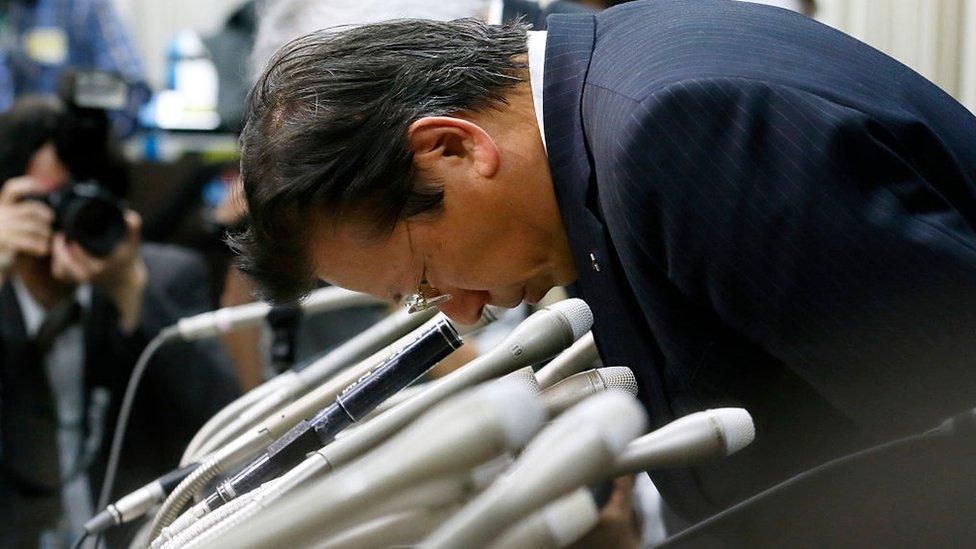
[115,0,976,113]
[962,0,976,112]
[111,0,250,89]
[815,0,976,112]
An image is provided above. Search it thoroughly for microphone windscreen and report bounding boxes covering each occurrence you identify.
[713,408,755,455]
[548,299,593,341]
[597,366,638,397]
[500,366,542,395]
[559,391,647,455]
[484,380,548,450]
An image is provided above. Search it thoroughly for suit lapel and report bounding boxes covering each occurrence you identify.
[544,14,675,423]
[544,14,727,517]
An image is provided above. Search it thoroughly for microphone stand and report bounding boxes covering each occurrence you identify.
[267,302,302,373]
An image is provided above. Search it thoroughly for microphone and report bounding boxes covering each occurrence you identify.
[314,299,592,470]
[149,309,503,541]
[540,366,638,416]
[201,320,463,513]
[491,408,756,549]
[156,300,591,545]
[84,463,199,534]
[183,307,444,462]
[362,324,541,423]
[175,286,381,340]
[357,382,427,421]
[90,309,445,537]
[491,487,601,549]
[535,331,598,389]
[613,408,755,474]
[500,365,542,394]
[190,380,547,548]
[317,507,458,549]
[655,408,976,548]
[258,307,502,444]
[424,391,648,548]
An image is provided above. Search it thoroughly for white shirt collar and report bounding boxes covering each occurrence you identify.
[11,274,92,338]
[527,30,548,153]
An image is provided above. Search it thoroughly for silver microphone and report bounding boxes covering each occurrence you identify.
[535,331,599,389]
[150,309,497,542]
[175,286,381,340]
[316,299,591,469]
[94,310,445,538]
[491,408,756,549]
[163,300,591,547]
[613,408,755,474]
[490,487,601,549]
[183,307,442,463]
[540,366,637,416]
[199,380,546,548]
[500,365,542,395]
[424,391,648,549]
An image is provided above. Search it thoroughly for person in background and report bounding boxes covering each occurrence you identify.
[250,0,496,81]
[0,96,238,547]
[485,0,592,28]
[0,0,151,136]
[203,0,259,134]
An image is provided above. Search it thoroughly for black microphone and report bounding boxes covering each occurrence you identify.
[201,320,462,513]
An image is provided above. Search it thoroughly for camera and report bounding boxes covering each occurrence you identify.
[41,182,128,257]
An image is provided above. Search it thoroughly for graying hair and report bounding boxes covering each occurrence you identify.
[232,18,529,303]
[251,0,493,81]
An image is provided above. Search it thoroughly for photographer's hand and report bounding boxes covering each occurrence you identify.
[0,177,55,284]
[51,210,147,333]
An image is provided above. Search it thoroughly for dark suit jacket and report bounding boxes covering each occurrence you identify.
[543,0,976,533]
[0,243,239,546]
[503,0,592,29]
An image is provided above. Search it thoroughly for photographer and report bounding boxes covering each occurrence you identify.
[0,96,238,547]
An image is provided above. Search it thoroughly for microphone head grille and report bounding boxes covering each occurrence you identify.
[546,298,593,341]
[563,392,647,454]
[499,366,542,395]
[482,380,547,449]
[597,367,638,397]
[712,408,755,456]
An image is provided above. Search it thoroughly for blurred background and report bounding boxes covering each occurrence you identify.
[117,0,976,114]
[1,0,974,546]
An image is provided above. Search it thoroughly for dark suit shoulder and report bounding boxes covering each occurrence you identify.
[585,0,950,116]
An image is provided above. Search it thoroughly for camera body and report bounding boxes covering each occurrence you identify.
[41,182,128,257]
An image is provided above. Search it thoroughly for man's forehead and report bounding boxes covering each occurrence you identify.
[308,221,413,299]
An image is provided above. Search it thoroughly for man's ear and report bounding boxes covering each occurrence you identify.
[407,117,499,178]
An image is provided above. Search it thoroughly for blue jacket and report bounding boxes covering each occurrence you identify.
[544,0,976,521]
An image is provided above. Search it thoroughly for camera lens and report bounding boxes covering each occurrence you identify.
[59,183,127,257]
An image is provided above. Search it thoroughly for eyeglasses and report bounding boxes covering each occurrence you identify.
[404,266,453,314]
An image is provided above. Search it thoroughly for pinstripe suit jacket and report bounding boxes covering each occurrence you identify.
[544,0,976,521]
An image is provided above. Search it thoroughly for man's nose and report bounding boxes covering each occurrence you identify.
[435,289,489,326]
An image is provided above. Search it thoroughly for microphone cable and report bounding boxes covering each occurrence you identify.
[96,326,181,514]
[70,531,89,549]
[656,408,976,548]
